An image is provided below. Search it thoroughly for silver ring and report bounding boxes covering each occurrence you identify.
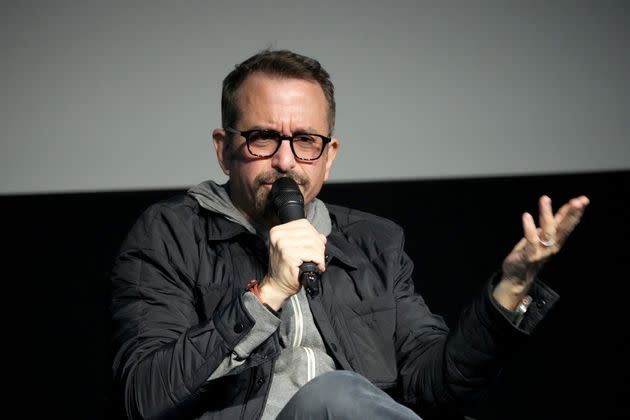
[538,237,555,247]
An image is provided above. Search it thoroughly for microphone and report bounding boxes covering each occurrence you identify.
[270,177,321,296]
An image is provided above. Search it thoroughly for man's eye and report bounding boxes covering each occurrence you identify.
[294,135,317,144]
[250,131,278,142]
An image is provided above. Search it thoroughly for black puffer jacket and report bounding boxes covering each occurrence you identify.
[110,194,556,420]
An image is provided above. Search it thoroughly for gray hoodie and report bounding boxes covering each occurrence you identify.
[188,180,336,419]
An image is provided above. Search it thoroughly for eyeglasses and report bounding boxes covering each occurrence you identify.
[225,127,331,161]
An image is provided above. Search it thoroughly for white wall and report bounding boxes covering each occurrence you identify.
[2,0,628,194]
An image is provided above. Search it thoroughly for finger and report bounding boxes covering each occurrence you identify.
[273,218,311,232]
[313,254,327,273]
[271,220,319,240]
[511,237,527,252]
[273,239,324,276]
[558,196,589,230]
[276,228,326,258]
[522,212,538,250]
[270,221,328,272]
[538,195,556,243]
[295,241,327,272]
[554,195,590,225]
[553,201,572,226]
[556,196,590,244]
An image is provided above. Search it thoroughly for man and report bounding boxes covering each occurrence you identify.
[110,49,589,420]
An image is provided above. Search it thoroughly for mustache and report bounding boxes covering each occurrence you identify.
[254,171,309,187]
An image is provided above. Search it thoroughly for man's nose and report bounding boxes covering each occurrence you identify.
[271,139,297,172]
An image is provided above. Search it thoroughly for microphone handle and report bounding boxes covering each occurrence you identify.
[299,262,320,296]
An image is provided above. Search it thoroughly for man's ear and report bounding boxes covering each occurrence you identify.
[323,137,340,182]
[212,128,231,176]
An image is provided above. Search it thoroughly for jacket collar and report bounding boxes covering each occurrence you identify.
[325,239,358,270]
[204,209,252,242]
[325,210,358,269]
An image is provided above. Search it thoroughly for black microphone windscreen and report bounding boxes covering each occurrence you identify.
[271,177,305,223]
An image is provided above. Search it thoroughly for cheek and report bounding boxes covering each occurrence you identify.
[234,162,268,195]
[303,164,327,201]
[229,165,252,196]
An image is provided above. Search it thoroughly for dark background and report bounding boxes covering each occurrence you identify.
[5,170,628,419]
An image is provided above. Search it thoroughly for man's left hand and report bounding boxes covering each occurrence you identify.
[493,195,590,310]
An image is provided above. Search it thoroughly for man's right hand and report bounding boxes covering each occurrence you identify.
[259,219,327,310]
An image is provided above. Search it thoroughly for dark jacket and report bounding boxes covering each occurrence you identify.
[110,194,556,420]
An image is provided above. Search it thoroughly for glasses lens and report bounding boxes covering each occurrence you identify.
[292,134,324,160]
[247,130,280,157]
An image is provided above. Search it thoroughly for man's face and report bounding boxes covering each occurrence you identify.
[213,72,339,227]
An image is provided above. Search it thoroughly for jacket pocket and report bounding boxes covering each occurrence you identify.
[339,296,398,386]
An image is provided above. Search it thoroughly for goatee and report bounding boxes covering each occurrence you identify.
[252,171,309,227]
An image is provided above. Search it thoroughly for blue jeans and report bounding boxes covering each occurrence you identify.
[276,371,422,419]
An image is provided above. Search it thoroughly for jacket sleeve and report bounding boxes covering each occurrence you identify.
[392,231,558,409]
[110,203,278,420]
